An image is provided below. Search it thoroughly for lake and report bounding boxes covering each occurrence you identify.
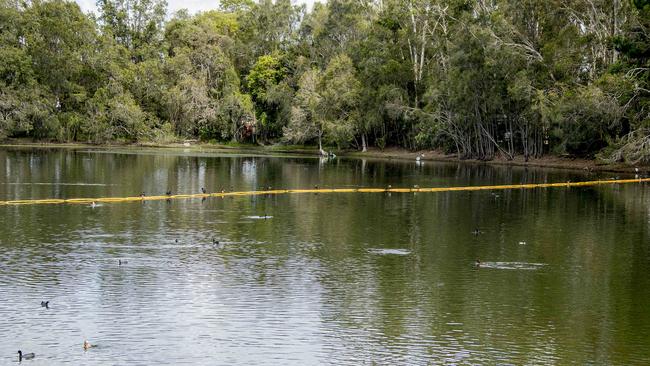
[0,147,649,365]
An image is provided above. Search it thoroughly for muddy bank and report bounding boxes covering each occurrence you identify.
[342,148,645,174]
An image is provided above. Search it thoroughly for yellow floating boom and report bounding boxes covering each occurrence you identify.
[0,178,648,206]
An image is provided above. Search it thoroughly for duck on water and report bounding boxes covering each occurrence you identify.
[83,340,96,350]
[18,350,35,361]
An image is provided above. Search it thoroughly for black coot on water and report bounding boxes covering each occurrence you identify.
[18,350,35,361]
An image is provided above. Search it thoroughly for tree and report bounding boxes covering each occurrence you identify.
[606,0,650,163]
[96,0,167,62]
[246,53,290,140]
[162,10,253,141]
[318,54,361,148]
[284,68,323,150]
[0,0,648,161]
[84,81,149,143]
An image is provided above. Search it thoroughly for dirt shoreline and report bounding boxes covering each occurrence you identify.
[0,139,644,174]
[344,148,645,174]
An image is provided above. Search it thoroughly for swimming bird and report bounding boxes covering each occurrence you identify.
[475,259,481,267]
[83,340,95,350]
[18,350,35,361]
[472,228,482,235]
[201,187,207,194]
[40,301,49,309]
[118,259,128,265]
[212,238,220,245]
[385,185,393,196]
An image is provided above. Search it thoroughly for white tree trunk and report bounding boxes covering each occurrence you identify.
[318,134,327,156]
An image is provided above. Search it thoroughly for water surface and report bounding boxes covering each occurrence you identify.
[1,147,649,365]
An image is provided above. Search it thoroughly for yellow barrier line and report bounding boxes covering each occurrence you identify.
[0,178,648,206]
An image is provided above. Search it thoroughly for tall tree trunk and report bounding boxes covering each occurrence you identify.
[318,133,327,156]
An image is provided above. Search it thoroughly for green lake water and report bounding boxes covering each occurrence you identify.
[0,147,649,365]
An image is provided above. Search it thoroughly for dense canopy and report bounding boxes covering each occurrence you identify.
[1,0,649,162]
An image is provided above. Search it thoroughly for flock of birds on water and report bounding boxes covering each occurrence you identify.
[18,170,556,362]
[86,183,524,272]
[17,233,225,362]
[16,185,246,362]
[13,223,505,362]
[9,152,643,363]
[17,342,95,361]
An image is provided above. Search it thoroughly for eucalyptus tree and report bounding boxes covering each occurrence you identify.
[318,54,361,148]
[163,10,252,141]
[96,0,167,62]
[606,0,650,163]
[21,0,103,140]
[236,0,302,67]
[284,68,324,151]
[0,0,38,138]
[0,0,648,162]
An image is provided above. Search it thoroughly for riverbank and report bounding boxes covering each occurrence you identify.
[344,148,645,174]
[0,139,644,174]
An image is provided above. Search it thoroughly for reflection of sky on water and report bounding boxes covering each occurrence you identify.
[241,159,257,186]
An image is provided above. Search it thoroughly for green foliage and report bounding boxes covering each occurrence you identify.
[0,0,648,163]
[545,86,623,156]
[284,69,322,145]
[97,0,167,62]
[318,54,360,147]
[245,54,291,140]
[219,0,254,13]
[84,82,149,143]
[246,54,285,101]
[0,84,53,139]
